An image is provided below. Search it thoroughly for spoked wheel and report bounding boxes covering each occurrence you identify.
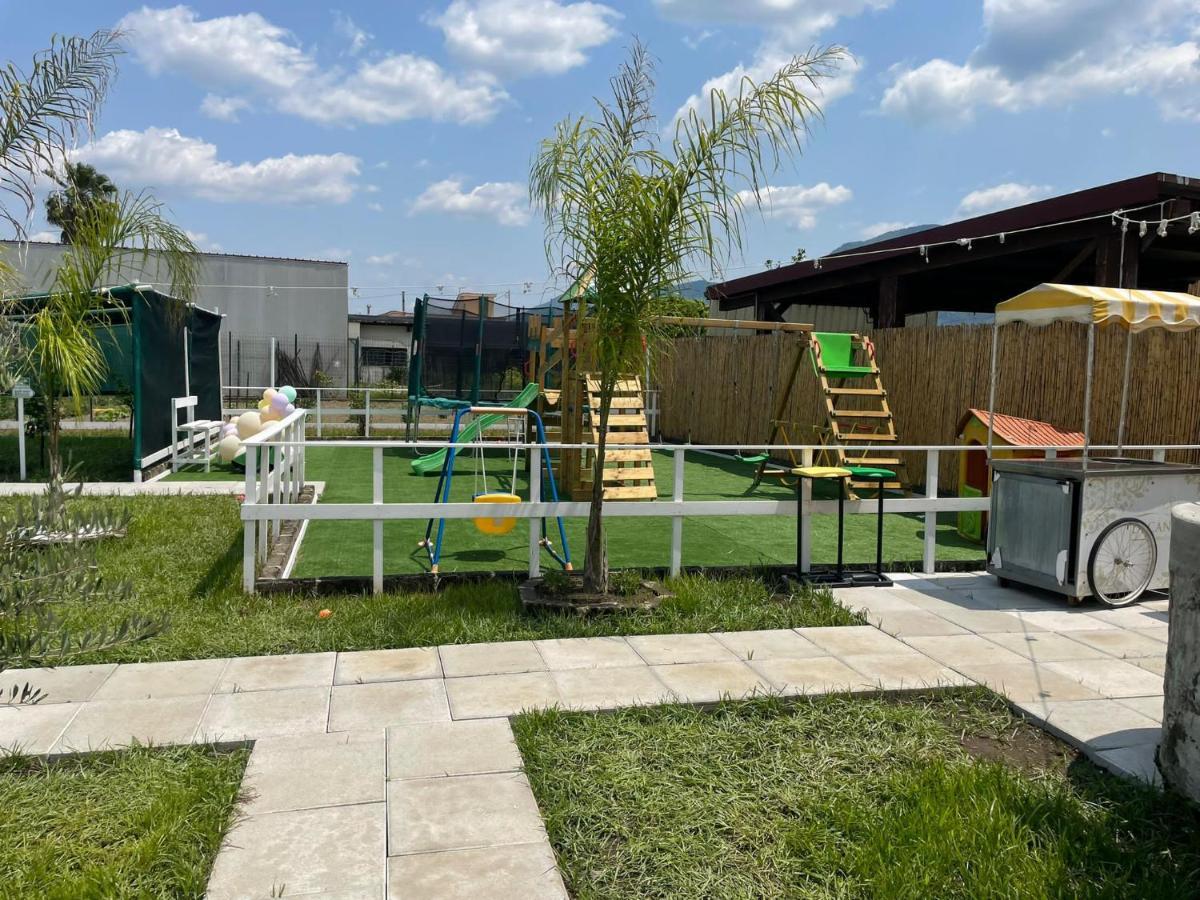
[1087,517,1157,607]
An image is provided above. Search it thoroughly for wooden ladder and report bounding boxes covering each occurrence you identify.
[815,335,905,492]
[578,374,657,501]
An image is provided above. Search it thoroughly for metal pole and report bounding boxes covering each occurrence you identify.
[1117,327,1133,453]
[670,448,684,576]
[922,450,939,574]
[986,320,999,460]
[16,396,26,481]
[373,446,383,594]
[1083,321,1096,472]
[183,326,190,396]
[269,336,277,386]
[528,441,542,578]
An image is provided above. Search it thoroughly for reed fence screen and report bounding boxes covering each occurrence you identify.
[653,322,1200,490]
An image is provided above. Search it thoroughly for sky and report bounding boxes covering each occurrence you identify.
[4,0,1200,314]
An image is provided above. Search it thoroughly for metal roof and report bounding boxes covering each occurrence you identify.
[2,239,349,266]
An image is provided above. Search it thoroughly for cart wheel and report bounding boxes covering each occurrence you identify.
[1087,517,1157,607]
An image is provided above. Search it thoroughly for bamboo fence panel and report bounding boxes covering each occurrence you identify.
[653,323,1200,491]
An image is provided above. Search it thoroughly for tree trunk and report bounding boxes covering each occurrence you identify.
[1161,502,1200,800]
[46,392,62,482]
[582,374,615,594]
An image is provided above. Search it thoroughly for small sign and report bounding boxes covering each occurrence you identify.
[11,383,33,400]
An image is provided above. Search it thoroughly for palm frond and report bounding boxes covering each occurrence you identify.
[0,29,123,238]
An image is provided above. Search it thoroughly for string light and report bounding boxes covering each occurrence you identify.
[1190,213,1199,235]
[1157,220,1169,238]
[1139,221,1148,237]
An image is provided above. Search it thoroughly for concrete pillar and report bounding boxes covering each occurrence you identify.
[1161,502,1200,800]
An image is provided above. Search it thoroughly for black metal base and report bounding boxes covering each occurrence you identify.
[787,569,893,589]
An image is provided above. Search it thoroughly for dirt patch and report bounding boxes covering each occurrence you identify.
[960,725,1079,777]
[518,575,670,616]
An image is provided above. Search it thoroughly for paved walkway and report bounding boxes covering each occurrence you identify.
[0,573,1169,897]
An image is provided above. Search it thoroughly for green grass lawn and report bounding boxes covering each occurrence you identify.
[5,493,857,666]
[0,430,132,482]
[278,445,984,577]
[514,691,1200,899]
[0,746,247,899]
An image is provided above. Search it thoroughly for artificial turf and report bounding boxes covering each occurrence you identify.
[0,745,247,899]
[514,691,1200,899]
[4,493,857,666]
[268,444,986,577]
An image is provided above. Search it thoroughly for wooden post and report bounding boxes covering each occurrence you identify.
[877,275,901,328]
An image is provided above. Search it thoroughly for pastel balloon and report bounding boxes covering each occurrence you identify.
[261,407,282,422]
[270,392,289,411]
[218,434,241,462]
[280,385,297,403]
[263,388,277,401]
[236,412,262,439]
[284,403,295,415]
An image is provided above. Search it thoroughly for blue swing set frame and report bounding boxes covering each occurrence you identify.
[419,406,572,574]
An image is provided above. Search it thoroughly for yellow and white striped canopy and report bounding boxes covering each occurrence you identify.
[995,283,1200,332]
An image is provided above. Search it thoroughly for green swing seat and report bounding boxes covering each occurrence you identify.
[812,332,875,377]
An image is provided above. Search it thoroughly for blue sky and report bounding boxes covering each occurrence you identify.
[4,1,1200,313]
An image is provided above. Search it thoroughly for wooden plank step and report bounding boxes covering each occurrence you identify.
[598,467,657,482]
[599,485,658,500]
[832,409,891,418]
[596,414,647,427]
[602,449,653,462]
[591,431,650,444]
[850,480,903,490]
[833,433,898,442]
[826,387,886,397]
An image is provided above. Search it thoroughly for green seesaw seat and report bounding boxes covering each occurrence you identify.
[811,332,875,377]
[410,382,542,476]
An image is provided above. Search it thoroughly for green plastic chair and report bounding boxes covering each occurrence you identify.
[811,332,875,378]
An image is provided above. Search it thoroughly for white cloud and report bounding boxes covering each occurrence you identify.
[366,252,397,265]
[431,0,619,76]
[29,230,59,243]
[682,30,716,51]
[200,94,250,121]
[956,182,1053,217]
[333,11,372,55]
[859,220,915,239]
[736,182,852,229]
[185,229,223,252]
[411,179,530,226]
[654,0,892,42]
[881,0,1200,123]
[367,201,384,212]
[673,52,859,128]
[119,6,508,125]
[76,127,362,204]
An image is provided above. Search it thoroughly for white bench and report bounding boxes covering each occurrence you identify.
[171,396,222,473]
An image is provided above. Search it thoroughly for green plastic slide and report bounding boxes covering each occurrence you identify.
[410,382,542,475]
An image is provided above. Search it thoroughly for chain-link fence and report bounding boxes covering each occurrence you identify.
[222,333,352,390]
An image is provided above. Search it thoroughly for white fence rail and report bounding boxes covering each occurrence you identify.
[238,415,1199,593]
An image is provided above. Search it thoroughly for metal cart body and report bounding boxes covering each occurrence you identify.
[987,457,1200,598]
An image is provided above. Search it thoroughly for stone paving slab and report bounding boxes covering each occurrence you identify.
[1064,629,1170,659]
[387,772,548,856]
[863,608,972,638]
[903,634,1031,667]
[387,719,522,780]
[199,686,330,742]
[626,633,738,665]
[1020,699,1161,751]
[328,680,451,732]
[1094,743,1162,786]
[92,658,227,700]
[336,647,442,685]
[535,636,645,669]
[841,653,972,690]
[216,652,337,693]
[206,801,386,899]
[1042,658,1166,699]
[712,629,826,661]
[0,663,116,704]
[440,640,547,677]
[551,665,677,711]
[650,660,774,703]
[444,672,561,720]
[0,702,80,754]
[748,656,872,694]
[57,695,210,752]
[797,625,918,657]
[983,631,1109,662]
[241,731,386,816]
[388,842,568,900]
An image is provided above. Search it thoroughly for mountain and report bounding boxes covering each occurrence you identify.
[832,224,940,254]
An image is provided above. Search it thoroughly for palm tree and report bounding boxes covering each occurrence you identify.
[0,30,122,241]
[44,161,118,242]
[530,41,844,593]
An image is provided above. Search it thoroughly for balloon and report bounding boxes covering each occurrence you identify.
[270,392,289,412]
[263,388,277,401]
[257,400,270,411]
[261,407,282,422]
[284,403,295,415]
[280,385,297,403]
[236,412,262,439]
[218,435,241,462]
[221,422,237,436]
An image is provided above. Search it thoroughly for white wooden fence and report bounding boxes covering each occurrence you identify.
[237,411,1192,593]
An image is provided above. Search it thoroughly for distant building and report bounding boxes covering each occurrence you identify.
[348,310,413,384]
[1,240,350,386]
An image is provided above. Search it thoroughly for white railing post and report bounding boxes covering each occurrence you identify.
[800,447,813,573]
[243,442,258,592]
[271,439,282,545]
[365,390,371,438]
[257,442,268,561]
[923,449,939,575]
[670,448,684,577]
[1154,448,1167,462]
[528,442,542,578]
[316,390,323,438]
[373,446,383,594]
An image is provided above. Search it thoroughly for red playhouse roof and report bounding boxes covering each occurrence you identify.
[958,409,1085,447]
